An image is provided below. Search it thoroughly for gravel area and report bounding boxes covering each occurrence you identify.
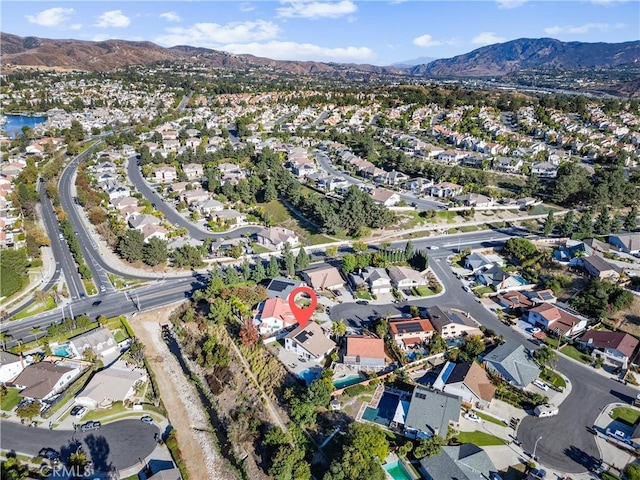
[131,308,235,480]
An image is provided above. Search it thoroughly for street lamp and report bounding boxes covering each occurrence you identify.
[532,436,543,461]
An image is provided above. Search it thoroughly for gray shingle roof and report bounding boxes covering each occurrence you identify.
[483,343,540,388]
[404,386,461,437]
[419,444,497,480]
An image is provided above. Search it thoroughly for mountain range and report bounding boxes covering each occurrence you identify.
[2,32,639,80]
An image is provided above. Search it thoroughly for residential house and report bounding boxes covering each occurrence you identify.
[94,161,117,174]
[349,267,393,295]
[483,343,540,388]
[111,196,138,210]
[14,361,83,401]
[118,205,144,221]
[266,277,305,300]
[76,365,147,409]
[170,182,190,194]
[318,176,349,192]
[388,266,427,289]
[427,306,482,339]
[255,227,299,251]
[0,351,25,383]
[531,162,558,178]
[577,331,639,369]
[154,166,177,183]
[608,233,640,255]
[343,336,386,369]
[426,182,463,198]
[300,264,345,291]
[183,163,204,180]
[494,157,523,173]
[522,289,557,305]
[212,209,247,226]
[554,240,588,265]
[477,265,526,293]
[404,386,462,439]
[496,290,534,310]
[453,193,493,208]
[419,444,499,480]
[141,224,168,243]
[68,327,118,359]
[129,214,160,230]
[405,177,433,195]
[389,318,434,351]
[182,189,210,205]
[582,255,619,280]
[374,170,408,186]
[284,322,336,361]
[370,187,400,207]
[107,185,131,201]
[217,163,246,185]
[433,361,496,408]
[526,303,588,337]
[464,253,503,273]
[253,297,297,335]
[194,199,224,216]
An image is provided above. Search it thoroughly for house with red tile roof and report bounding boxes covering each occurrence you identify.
[343,335,386,369]
[576,331,639,369]
[526,303,587,337]
[253,297,297,335]
[389,318,434,351]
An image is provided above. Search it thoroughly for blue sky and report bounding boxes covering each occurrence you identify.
[4,1,639,65]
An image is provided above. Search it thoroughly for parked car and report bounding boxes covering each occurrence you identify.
[356,300,368,305]
[607,428,631,444]
[463,285,472,293]
[39,448,60,464]
[70,405,88,418]
[464,412,481,423]
[81,421,101,432]
[534,404,558,418]
[141,415,153,425]
[429,245,439,250]
[533,379,549,391]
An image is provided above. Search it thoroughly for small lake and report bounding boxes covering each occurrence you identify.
[2,115,47,139]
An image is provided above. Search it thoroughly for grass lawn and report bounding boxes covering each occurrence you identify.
[601,473,621,480]
[611,406,640,426]
[0,388,21,411]
[252,244,272,254]
[474,286,494,296]
[540,369,566,389]
[306,233,335,245]
[261,199,293,224]
[13,296,58,320]
[437,211,459,223]
[460,225,480,233]
[560,345,592,364]
[474,411,508,427]
[355,290,372,300]
[83,278,97,296]
[455,431,508,446]
[413,286,434,297]
[528,205,557,216]
[540,336,560,349]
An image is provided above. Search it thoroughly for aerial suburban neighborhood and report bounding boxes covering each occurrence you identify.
[0,3,640,480]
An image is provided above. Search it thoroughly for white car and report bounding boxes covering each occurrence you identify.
[464,412,481,423]
[429,245,439,250]
[530,327,541,335]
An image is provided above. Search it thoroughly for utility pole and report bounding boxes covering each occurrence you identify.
[532,436,543,461]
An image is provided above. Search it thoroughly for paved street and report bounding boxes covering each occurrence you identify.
[0,419,160,472]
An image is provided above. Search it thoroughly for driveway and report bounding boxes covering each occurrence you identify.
[0,419,160,473]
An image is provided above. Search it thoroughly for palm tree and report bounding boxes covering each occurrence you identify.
[533,345,557,370]
[33,289,50,305]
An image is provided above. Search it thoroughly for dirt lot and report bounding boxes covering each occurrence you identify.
[130,304,236,480]
[607,296,640,337]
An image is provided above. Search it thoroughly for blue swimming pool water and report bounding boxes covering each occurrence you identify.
[333,373,365,389]
[383,460,413,480]
[514,275,527,285]
[446,338,466,348]
[53,344,70,357]
[298,368,321,385]
[362,392,400,427]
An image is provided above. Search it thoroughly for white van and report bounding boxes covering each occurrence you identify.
[534,404,559,418]
[533,379,549,391]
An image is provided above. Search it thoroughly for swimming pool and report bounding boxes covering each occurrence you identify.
[333,373,365,389]
[514,275,528,285]
[297,368,322,385]
[53,344,70,357]
[362,392,400,427]
[383,460,413,480]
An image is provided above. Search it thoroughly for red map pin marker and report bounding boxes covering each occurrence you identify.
[288,286,317,329]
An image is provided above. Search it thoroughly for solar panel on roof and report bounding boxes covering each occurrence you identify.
[398,322,424,334]
[540,292,554,300]
[269,280,290,292]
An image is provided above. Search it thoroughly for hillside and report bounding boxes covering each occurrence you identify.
[412,38,640,77]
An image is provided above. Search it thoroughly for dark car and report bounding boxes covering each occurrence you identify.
[39,448,60,464]
[92,300,102,307]
[356,300,368,305]
[81,421,101,432]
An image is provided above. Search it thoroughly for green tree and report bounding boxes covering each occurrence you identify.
[552,162,591,205]
[413,435,446,458]
[325,245,338,257]
[143,237,168,266]
[1,457,30,480]
[463,335,486,358]
[307,369,335,406]
[404,240,415,261]
[282,243,295,276]
[251,260,266,283]
[342,254,357,275]
[263,179,278,202]
[324,423,389,480]
[428,333,448,355]
[295,248,311,271]
[332,319,347,339]
[593,206,611,235]
[118,230,144,263]
[575,210,594,239]
[624,463,640,480]
[533,345,557,370]
[502,238,537,262]
[16,401,40,420]
[559,211,574,237]
[267,256,280,278]
[542,211,555,236]
[624,206,638,232]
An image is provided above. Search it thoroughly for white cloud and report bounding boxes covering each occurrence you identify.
[222,41,375,62]
[544,22,612,34]
[277,0,357,19]
[590,0,631,4]
[471,32,506,45]
[95,10,130,28]
[159,12,181,22]
[496,0,527,8]
[92,34,112,42]
[26,7,74,27]
[414,34,442,48]
[239,2,255,12]
[69,24,83,30]
[156,20,280,46]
